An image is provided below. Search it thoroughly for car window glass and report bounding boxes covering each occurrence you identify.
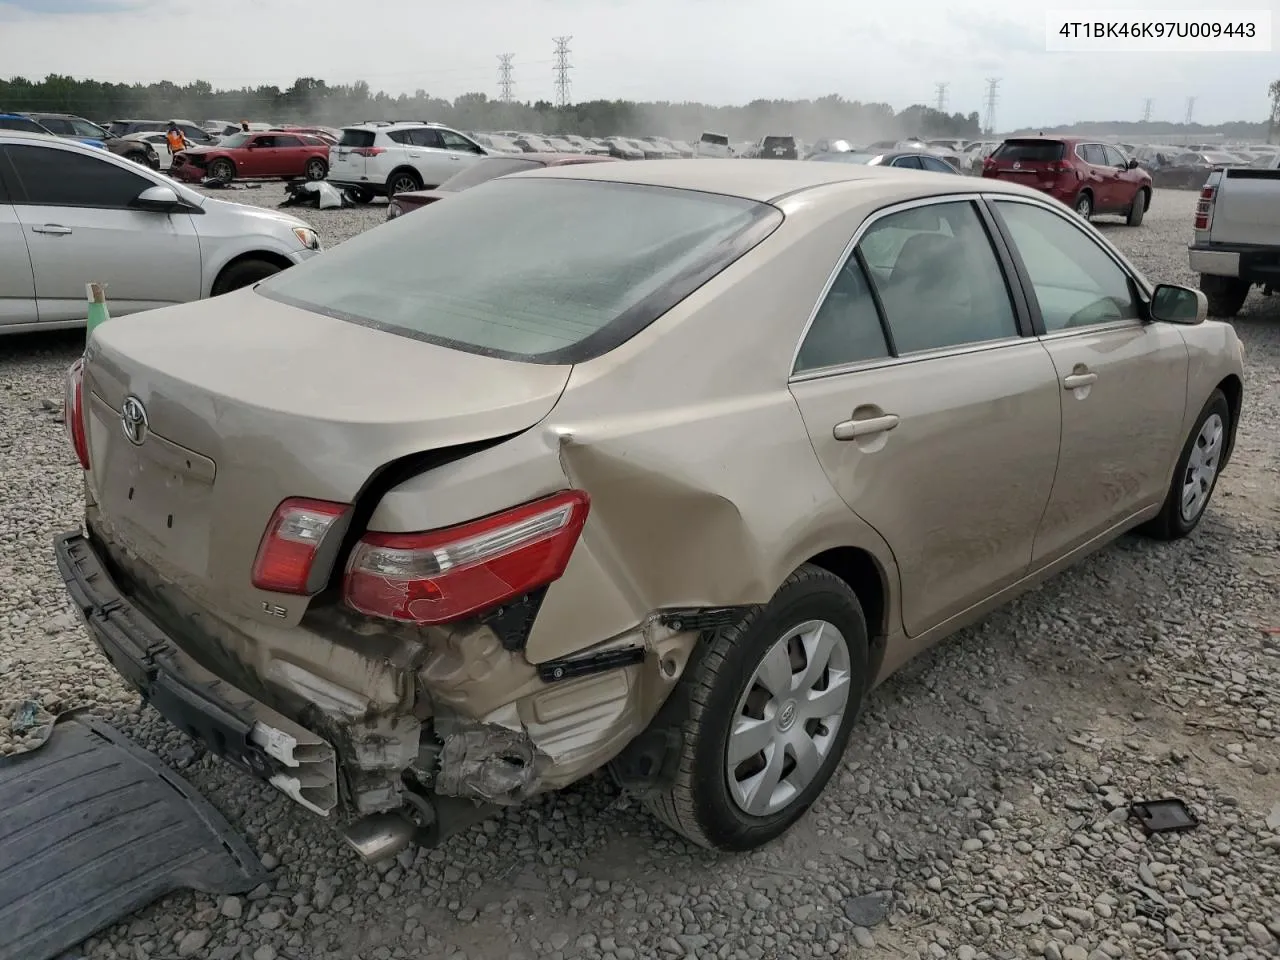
[1102,146,1127,167]
[1080,144,1107,165]
[273,135,302,147]
[920,156,952,173]
[252,135,276,148]
[440,130,479,152]
[858,200,1019,354]
[892,155,923,169]
[39,118,74,135]
[70,119,105,138]
[180,125,206,140]
[794,253,890,373]
[410,128,444,148]
[994,200,1140,332]
[4,144,150,207]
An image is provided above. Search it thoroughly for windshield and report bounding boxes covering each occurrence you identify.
[438,157,542,191]
[992,140,1065,163]
[257,177,780,364]
[215,132,251,149]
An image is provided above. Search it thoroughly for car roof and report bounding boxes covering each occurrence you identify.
[514,157,1037,203]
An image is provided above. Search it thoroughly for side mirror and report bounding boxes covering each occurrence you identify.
[1150,284,1207,325]
[1127,158,1139,169]
[133,185,182,212]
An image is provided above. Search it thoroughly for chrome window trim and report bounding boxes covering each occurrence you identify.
[790,335,1029,384]
[787,192,1021,381]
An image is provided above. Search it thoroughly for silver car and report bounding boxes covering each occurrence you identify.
[0,132,323,333]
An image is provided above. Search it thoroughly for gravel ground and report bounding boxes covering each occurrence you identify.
[1,186,1278,960]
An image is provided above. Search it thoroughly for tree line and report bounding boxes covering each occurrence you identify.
[0,74,1268,143]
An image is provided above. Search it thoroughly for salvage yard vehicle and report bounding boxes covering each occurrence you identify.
[110,131,174,171]
[55,160,1244,863]
[810,149,962,174]
[386,152,616,220]
[695,131,731,158]
[328,121,493,200]
[1189,163,1280,316]
[983,137,1152,225]
[21,111,110,148]
[0,133,322,332]
[170,130,332,183]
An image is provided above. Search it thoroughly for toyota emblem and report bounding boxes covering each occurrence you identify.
[120,396,149,445]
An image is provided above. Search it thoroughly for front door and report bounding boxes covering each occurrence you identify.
[988,197,1189,565]
[788,198,1062,637]
[1,142,202,321]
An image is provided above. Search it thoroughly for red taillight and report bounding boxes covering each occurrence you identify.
[64,357,89,470]
[252,498,348,594]
[353,147,385,157]
[1194,185,1216,231]
[343,490,590,625]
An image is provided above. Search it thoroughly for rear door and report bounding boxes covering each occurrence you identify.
[1076,143,1117,210]
[988,139,1066,191]
[987,196,1189,563]
[788,197,1061,637]
[1,142,201,321]
[0,158,38,326]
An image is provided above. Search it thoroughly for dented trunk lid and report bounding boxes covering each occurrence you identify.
[82,287,570,625]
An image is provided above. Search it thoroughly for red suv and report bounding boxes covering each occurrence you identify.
[982,137,1152,226]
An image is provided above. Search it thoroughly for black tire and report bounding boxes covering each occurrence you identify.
[644,564,868,851]
[1073,190,1093,220]
[211,258,283,296]
[387,169,422,196]
[1139,389,1230,541]
[1199,274,1250,318]
[210,159,235,182]
[305,158,328,181]
[1126,188,1148,226]
[348,187,374,204]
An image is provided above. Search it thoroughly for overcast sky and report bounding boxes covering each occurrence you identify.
[0,0,1274,128]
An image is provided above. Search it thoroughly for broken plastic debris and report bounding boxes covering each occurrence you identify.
[1129,797,1200,835]
[10,700,41,733]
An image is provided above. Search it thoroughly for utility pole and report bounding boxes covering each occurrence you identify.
[982,78,1000,135]
[934,82,949,113]
[497,53,515,103]
[553,36,573,108]
[1141,98,1153,123]
[1184,96,1196,125]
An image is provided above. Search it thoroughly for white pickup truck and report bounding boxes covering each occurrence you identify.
[1189,164,1280,316]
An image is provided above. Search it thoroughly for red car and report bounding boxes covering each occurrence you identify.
[171,131,331,183]
[982,137,1153,225]
[386,152,617,220]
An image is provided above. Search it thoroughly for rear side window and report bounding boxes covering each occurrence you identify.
[795,254,889,373]
[258,178,781,364]
[36,117,74,135]
[992,140,1065,163]
[2,144,150,208]
[339,129,376,148]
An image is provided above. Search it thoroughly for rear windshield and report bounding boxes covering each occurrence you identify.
[700,133,729,146]
[439,156,541,191]
[257,178,781,364]
[992,140,1065,163]
[762,136,795,149]
[339,129,376,148]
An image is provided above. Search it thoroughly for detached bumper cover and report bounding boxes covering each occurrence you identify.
[53,530,339,816]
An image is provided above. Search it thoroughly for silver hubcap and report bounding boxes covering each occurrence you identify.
[1181,413,1223,522]
[727,619,851,817]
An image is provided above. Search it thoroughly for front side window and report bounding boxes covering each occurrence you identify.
[2,144,150,207]
[993,200,1140,333]
[858,201,1019,354]
[37,117,74,135]
[1102,145,1128,167]
[920,156,955,173]
[409,128,444,149]
[891,155,923,169]
[258,178,780,363]
[440,130,481,153]
[1079,144,1108,166]
[70,119,108,138]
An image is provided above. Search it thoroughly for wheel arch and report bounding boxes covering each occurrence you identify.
[386,165,423,190]
[209,250,294,297]
[803,545,891,682]
[1216,373,1243,467]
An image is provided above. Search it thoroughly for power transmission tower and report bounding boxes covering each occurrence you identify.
[934,82,949,113]
[982,78,1000,135]
[1141,98,1153,123]
[1184,96,1196,125]
[497,53,515,103]
[552,36,573,108]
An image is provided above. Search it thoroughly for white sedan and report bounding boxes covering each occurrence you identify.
[0,132,323,333]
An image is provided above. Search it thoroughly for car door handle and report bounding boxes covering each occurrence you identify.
[1062,373,1097,389]
[833,413,899,441]
[32,224,72,235]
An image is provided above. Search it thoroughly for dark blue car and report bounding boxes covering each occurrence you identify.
[1,112,108,149]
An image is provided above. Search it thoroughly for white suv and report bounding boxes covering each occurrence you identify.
[327,122,492,200]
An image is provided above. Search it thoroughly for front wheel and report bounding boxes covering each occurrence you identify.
[1139,389,1230,541]
[209,159,235,182]
[1126,188,1148,226]
[644,564,868,851]
[211,258,283,296]
[387,170,422,196]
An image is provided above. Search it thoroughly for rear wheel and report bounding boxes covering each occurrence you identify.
[1199,274,1250,318]
[211,258,283,296]
[1140,389,1230,541]
[305,158,328,181]
[1126,188,1148,226]
[1074,191,1093,220]
[210,159,235,182]
[644,564,868,851]
[387,169,422,196]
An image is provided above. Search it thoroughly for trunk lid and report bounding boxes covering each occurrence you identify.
[987,139,1067,189]
[330,128,375,179]
[82,288,570,624]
